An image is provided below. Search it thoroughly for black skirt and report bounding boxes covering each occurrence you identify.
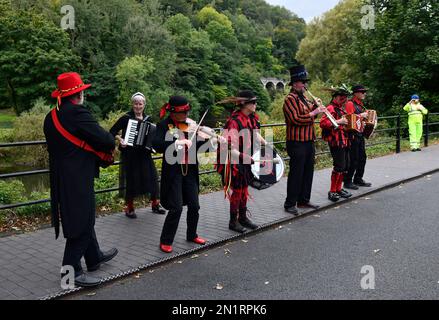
[120,147,160,199]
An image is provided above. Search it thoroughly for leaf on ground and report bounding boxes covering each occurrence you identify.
[149,270,154,273]
[374,249,381,254]
[191,254,199,259]
[334,206,340,210]
[224,249,231,255]
[364,197,372,200]
[265,281,270,285]
[242,239,249,243]
[134,273,142,279]
[215,283,224,290]
[313,215,321,218]
[277,226,283,230]
[204,254,209,257]
[176,261,183,264]
[86,292,96,296]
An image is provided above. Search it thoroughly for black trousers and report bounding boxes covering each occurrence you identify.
[62,227,103,277]
[345,135,367,182]
[329,146,350,173]
[160,166,200,245]
[285,141,315,207]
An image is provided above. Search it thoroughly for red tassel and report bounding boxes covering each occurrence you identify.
[160,103,171,119]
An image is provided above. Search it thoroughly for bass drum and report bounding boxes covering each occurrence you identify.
[250,145,285,190]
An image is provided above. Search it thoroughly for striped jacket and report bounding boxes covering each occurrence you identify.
[283,91,316,142]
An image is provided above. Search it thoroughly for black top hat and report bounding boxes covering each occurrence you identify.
[236,90,257,104]
[169,95,189,107]
[352,85,368,93]
[289,65,310,84]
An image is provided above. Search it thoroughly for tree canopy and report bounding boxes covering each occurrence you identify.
[0,0,306,120]
[296,0,438,114]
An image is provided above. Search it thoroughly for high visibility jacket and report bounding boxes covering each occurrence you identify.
[403,103,428,122]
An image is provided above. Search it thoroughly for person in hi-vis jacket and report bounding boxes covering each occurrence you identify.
[403,95,428,152]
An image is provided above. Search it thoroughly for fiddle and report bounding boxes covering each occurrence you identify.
[174,118,220,140]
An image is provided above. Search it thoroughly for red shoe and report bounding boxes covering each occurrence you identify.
[189,237,206,245]
[160,244,173,253]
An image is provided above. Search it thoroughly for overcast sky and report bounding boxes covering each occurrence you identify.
[265,0,341,22]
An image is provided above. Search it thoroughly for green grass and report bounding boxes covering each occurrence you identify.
[0,109,16,129]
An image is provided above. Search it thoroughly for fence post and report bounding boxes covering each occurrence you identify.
[396,114,401,154]
[424,112,429,147]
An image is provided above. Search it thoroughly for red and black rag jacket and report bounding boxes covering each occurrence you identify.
[216,110,260,192]
[320,102,350,148]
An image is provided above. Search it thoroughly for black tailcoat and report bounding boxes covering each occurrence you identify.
[43,101,115,239]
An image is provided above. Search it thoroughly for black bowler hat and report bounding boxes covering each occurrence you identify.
[325,84,351,97]
[236,90,257,104]
[352,85,368,93]
[288,65,310,84]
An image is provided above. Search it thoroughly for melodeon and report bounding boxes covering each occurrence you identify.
[363,110,377,139]
[123,117,156,151]
[345,114,364,133]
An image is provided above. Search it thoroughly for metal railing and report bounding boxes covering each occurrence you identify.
[1,113,439,211]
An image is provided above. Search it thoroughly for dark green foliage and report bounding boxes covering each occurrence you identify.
[1,0,306,119]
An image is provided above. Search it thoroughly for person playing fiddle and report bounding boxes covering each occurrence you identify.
[153,96,218,253]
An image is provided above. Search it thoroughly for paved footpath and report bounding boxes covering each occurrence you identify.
[1,145,439,300]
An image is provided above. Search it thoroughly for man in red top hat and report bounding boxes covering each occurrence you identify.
[44,72,118,287]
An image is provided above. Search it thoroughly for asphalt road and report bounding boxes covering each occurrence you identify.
[69,173,439,300]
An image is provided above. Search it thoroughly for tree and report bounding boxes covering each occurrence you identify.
[0,1,79,113]
[351,0,439,113]
[296,0,363,83]
[115,55,155,112]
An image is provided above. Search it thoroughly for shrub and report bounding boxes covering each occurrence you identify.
[11,98,51,167]
[0,180,26,204]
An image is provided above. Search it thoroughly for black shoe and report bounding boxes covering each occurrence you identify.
[284,206,299,215]
[344,181,359,190]
[328,192,340,202]
[354,179,372,187]
[411,149,417,152]
[87,248,118,272]
[416,148,421,151]
[297,202,320,209]
[338,189,352,199]
[74,273,102,288]
[125,210,137,218]
[152,204,166,215]
[238,218,258,230]
[229,221,247,233]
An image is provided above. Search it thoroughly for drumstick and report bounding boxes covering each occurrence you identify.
[253,158,281,164]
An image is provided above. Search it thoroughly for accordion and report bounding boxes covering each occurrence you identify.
[363,110,377,139]
[345,114,364,133]
[123,117,156,151]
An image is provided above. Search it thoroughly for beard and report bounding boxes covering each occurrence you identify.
[78,92,84,105]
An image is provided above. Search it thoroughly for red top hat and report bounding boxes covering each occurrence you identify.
[51,72,91,106]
